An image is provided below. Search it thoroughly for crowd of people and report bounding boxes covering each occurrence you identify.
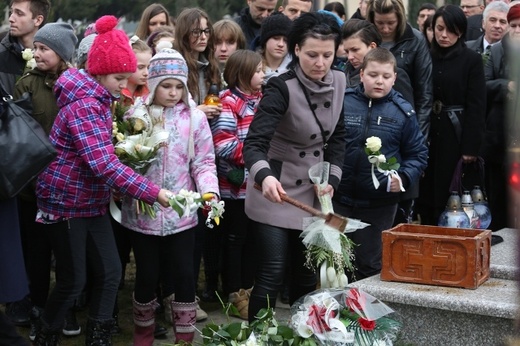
[0,0,518,345]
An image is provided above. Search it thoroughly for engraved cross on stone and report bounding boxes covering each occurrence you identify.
[405,241,460,281]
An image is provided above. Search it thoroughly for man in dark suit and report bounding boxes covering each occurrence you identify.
[461,0,485,40]
[466,1,509,54]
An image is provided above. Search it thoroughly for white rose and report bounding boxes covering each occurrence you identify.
[26,58,37,69]
[365,136,382,152]
[22,48,33,61]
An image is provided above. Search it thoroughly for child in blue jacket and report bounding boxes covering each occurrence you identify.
[333,48,428,281]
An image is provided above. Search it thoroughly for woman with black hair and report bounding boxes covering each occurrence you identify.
[243,12,346,322]
[416,5,486,225]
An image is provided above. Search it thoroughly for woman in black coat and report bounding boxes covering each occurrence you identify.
[417,5,486,225]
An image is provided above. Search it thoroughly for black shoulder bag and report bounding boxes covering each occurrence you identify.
[0,83,57,200]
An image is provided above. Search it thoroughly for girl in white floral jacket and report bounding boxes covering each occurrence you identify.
[121,47,219,345]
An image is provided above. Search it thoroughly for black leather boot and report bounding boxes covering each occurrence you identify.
[85,318,113,346]
[33,326,61,346]
[110,314,121,335]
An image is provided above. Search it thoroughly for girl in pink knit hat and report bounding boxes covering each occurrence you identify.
[34,15,175,346]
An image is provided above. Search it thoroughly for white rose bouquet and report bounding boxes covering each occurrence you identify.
[111,102,169,218]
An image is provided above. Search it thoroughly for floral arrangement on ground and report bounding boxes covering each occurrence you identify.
[173,288,401,346]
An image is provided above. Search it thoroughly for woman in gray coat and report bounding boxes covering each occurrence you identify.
[243,12,347,322]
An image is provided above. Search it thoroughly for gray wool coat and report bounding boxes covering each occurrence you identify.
[243,65,347,230]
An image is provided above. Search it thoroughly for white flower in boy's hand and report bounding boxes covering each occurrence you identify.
[368,154,386,165]
[365,136,382,152]
[364,136,403,191]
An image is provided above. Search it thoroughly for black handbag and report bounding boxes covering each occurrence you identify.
[449,157,487,197]
[0,84,57,200]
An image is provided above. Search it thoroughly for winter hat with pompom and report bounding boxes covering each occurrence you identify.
[87,15,137,75]
[146,41,190,106]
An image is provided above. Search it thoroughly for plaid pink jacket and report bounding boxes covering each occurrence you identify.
[36,69,161,218]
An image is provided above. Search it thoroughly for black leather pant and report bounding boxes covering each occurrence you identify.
[248,221,316,322]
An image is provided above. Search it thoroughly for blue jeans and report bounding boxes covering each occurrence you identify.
[42,214,121,330]
[332,202,398,280]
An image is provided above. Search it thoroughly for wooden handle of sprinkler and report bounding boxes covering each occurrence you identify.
[253,183,325,218]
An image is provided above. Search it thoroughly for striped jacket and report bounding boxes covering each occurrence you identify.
[210,88,262,199]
